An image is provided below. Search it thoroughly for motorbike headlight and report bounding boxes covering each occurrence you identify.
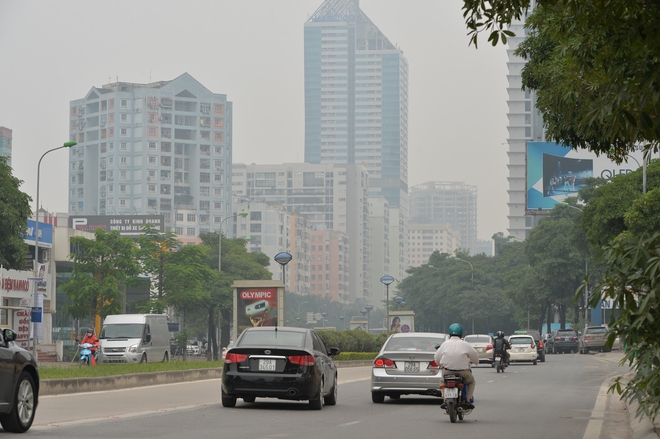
[129,344,138,353]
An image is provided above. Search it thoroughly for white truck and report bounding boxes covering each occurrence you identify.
[98,314,170,364]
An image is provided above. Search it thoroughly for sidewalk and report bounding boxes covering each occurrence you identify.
[624,380,660,439]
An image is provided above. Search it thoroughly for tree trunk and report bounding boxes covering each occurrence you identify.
[207,305,217,361]
[546,305,552,334]
[220,308,232,350]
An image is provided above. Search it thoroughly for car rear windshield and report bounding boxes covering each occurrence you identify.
[586,327,608,334]
[510,337,533,344]
[384,336,446,351]
[465,335,491,343]
[239,331,305,347]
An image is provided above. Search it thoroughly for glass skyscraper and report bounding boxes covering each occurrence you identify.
[304,0,409,280]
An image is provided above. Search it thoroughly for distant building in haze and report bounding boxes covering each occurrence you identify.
[0,126,12,167]
[408,223,461,267]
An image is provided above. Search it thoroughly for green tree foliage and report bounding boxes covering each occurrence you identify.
[580,160,660,249]
[463,0,660,160]
[590,232,660,421]
[0,157,32,269]
[61,229,141,326]
[199,232,271,359]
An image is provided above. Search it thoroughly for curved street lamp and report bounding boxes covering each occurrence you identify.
[380,275,395,329]
[33,141,77,360]
[364,304,373,332]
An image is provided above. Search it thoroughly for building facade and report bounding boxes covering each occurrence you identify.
[505,4,546,239]
[309,230,350,302]
[67,73,234,237]
[304,0,409,278]
[409,182,477,253]
[408,223,461,267]
[232,162,369,303]
[0,126,12,167]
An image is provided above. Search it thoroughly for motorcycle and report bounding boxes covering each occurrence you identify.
[494,352,508,373]
[440,373,473,423]
[79,343,97,366]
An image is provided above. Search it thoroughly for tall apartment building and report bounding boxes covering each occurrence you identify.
[506,4,546,239]
[232,162,368,303]
[0,126,12,167]
[309,230,350,302]
[367,197,389,308]
[409,182,477,252]
[234,201,304,293]
[408,223,461,267]
[304,0,409,280]
[68,73,234,236]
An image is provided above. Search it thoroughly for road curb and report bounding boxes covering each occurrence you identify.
[625,389,660,439]
[41,360,373,396]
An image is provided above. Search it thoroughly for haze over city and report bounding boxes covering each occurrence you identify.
[0,0,509,241]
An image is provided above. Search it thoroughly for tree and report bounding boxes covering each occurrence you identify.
[462,0,660,160]
[136,225,181,313]
[589,232,660,422]
[61,229,141,328]
[0,157,32,269]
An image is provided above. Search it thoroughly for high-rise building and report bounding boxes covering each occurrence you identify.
[409,182,478,252]
[408,223,461,267]
[232,162,368,303]
[505,5,546,239]
[68,73,233,235]
[304,0,409,279]
[0,126,12,167]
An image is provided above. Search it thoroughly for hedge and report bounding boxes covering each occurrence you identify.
[317,329,390,353]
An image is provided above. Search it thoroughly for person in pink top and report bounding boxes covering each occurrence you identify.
[434,323,480,409]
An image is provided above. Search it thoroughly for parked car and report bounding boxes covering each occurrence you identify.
[579,326,610,354]
[371,332,449,403]
[98,314,171,364]
[514,330,546,362]
[507,335,538,365]
[464,334,494,365]
[221,326,339,410]
[0,328,39,433]
[547,329,579,354]
[187,340,201,356]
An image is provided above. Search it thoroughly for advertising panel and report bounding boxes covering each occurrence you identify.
[23,220,53,248]
[389,312,414,333]
[232,281,284,341]
[69,215,165,236]
[526,142,644,210]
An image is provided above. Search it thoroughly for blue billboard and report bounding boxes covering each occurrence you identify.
[22,220,53,249]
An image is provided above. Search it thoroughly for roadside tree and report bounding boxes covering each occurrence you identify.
[0,157,32,269]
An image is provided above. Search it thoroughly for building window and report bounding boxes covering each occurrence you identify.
[120,113,127,122]
[148,184,156,193]
[148,141,157,150]
[120,156,127,165]
[187,228,196,236]
[187,214,196,222]
[120,170,127,179]
[119,199,127,207]
[200,187,210,197]
[200,201,210,211]
[120,99,127,108]
[120,128,127,136]
[120,184,127,193]
[175,227,183,235]
[200,173,210,183]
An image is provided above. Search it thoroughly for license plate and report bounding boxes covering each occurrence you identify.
[444,388,458,398]
[477,347,484,353]
[258,359,276,371]
[494,356,501,362]
[404,361,420,372]
[516,347,524,352]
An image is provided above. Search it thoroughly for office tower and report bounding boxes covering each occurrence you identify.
[505,5,546,239]
[304,0,409,279]
[309,230,350,302]
[68,73,233,235]
[232,162,368,303]
[409,182,478,252]
[0,126,12,167]
[408,223,461,267]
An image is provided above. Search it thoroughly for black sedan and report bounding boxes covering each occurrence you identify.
[221,326,340,410]
[0,329,39,433]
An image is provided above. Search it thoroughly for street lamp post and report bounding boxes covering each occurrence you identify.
[274,252,293,328]
[454,258,474,333]
[218,212,249,272]
[339,315,345,330]
[33,141,77,360]
[627,155,648,194]
[380,275,395,330]
[364,304,373,332]
[297,301,308,325]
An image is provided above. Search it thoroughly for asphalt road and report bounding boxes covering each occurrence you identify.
[29,351,630,439]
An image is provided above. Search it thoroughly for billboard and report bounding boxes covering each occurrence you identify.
[527,142,644,210]
[23,220,53,248]
[389,311,415,333]
[69,215,165,236]
[232,281,285,341]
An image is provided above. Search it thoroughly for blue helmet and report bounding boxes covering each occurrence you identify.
[448,323,463,337]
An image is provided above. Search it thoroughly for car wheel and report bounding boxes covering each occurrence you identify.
[221,389,237,408]
[551,345,555,354]
[541,354,546,362]
[389,394,400,400]
[533,359,537,365]
[372,392,385,403]
[573,347,578,354]
[309,378,324,410]
[324,375,338,406]
[243,396,256,403]
[162,352,169,362]
[140,353,147,364]
[0,372,37,433]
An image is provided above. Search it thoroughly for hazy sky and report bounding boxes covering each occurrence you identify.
[0,0,508,240]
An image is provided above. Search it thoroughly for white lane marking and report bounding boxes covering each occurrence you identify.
[340,421,362,427]
[339,377,370,385]
[582,377,611,439]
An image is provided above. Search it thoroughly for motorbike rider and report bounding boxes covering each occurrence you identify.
[80,328,99,365]
[434,323,479,410]
[493,330,512,366]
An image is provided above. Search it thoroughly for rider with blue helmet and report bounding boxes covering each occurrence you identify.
[434,323,479,409]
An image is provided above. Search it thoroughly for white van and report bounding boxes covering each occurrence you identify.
[98,314,171,364]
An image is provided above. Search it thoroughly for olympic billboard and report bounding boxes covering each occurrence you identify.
[526,142,644,210]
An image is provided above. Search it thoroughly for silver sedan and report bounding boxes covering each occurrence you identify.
[371,332,448,403]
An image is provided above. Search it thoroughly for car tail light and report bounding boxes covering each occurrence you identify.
[538,340,544,349]
[373,357,397,368]
[556,337,563,341]
[486,344,493,351]
[571,336,578,341]
[585,335,592,340]
[224,352,248,364]
[289,355,315,366]
[531,343,536,349]
[428,360,440,370]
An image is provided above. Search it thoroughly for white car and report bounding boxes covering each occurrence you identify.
[508,335,538,365]
[464,334,494,365]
